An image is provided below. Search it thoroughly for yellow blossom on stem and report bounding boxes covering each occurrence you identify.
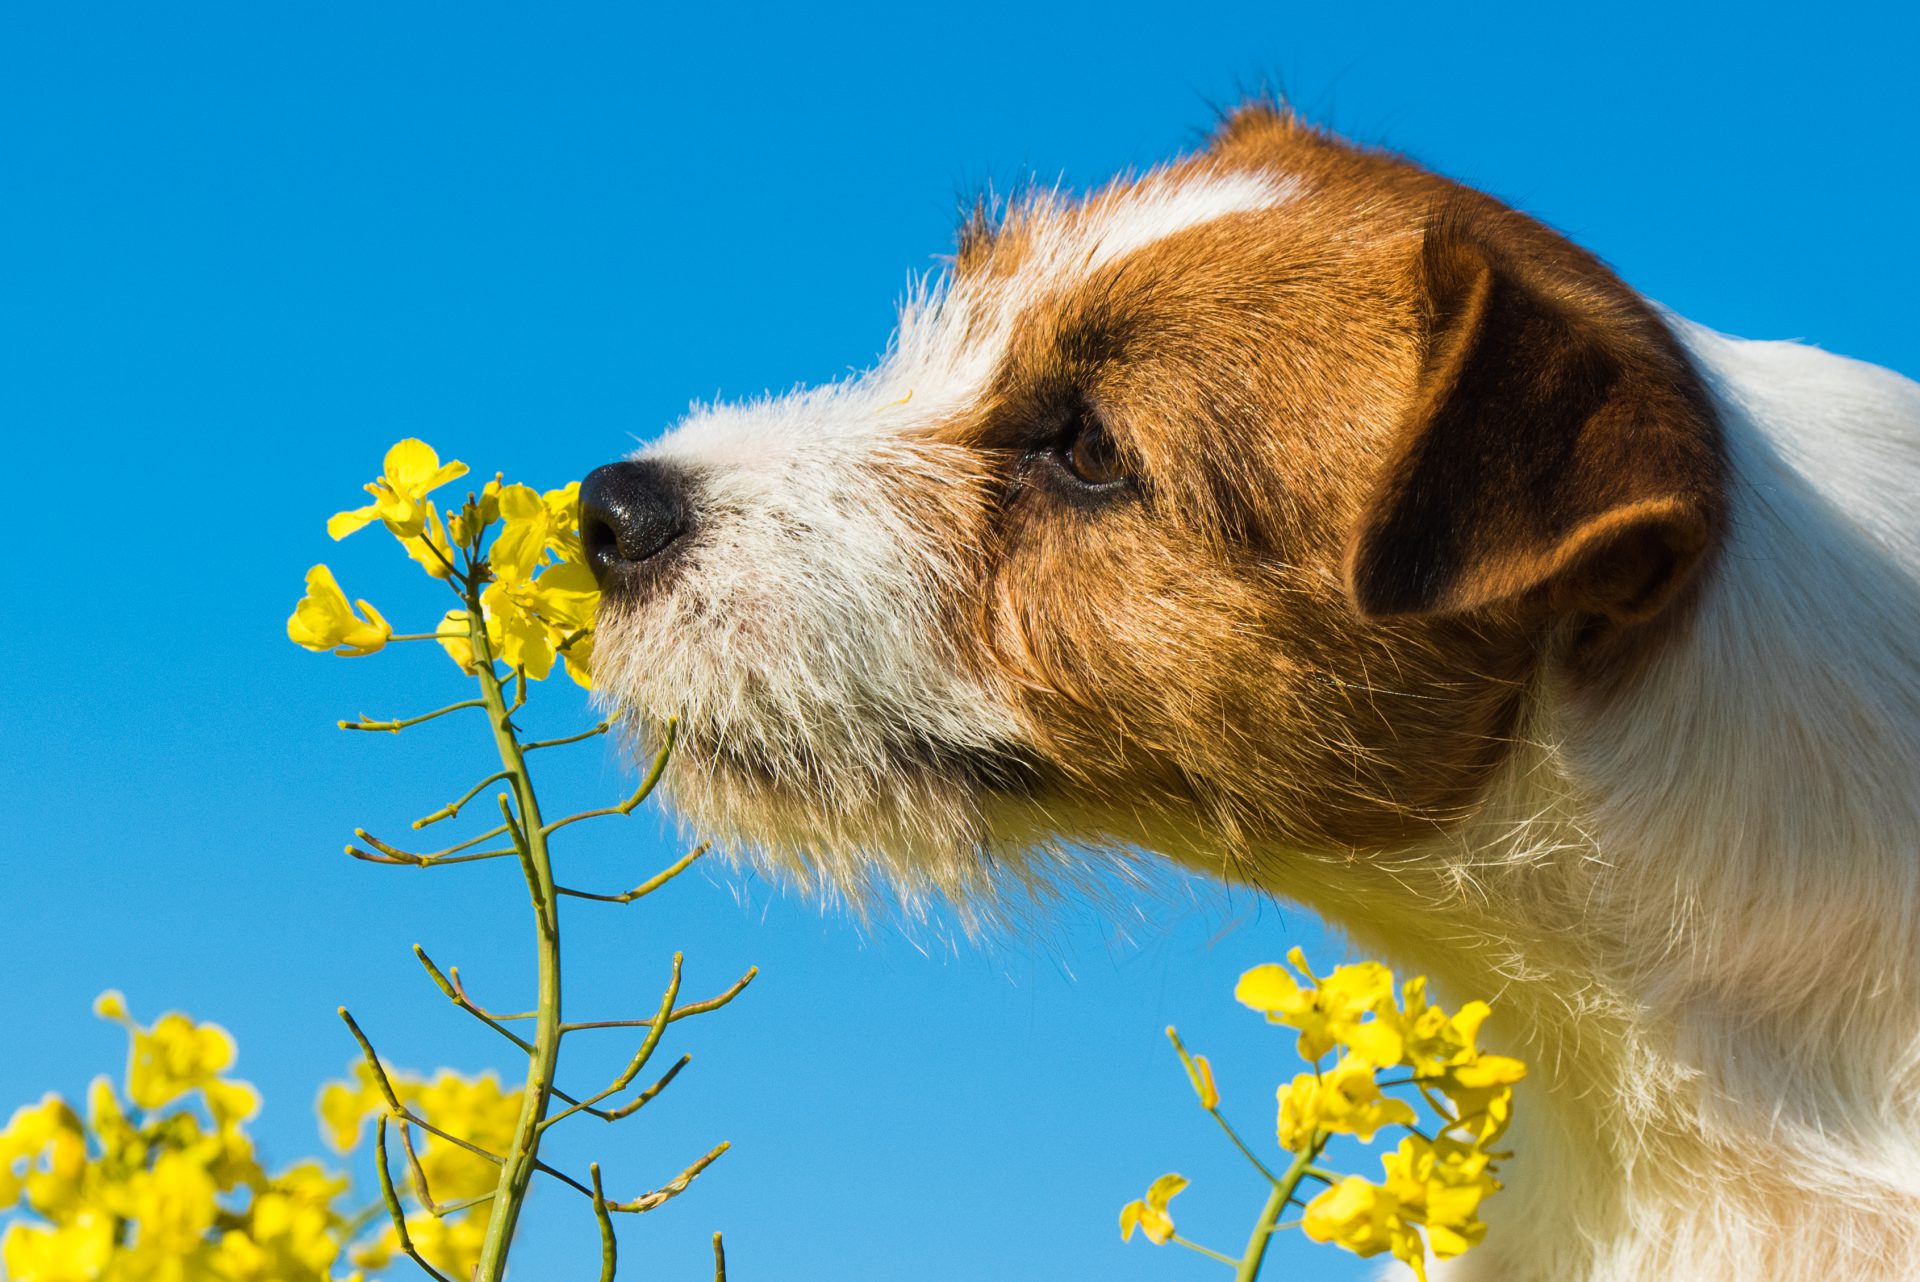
[400,500,457,579]
[327,439,468,541]
[1302,1175,1428,1281]
[447,474,503,547]
[476,561,598,683]
[1380,1135,1500,1260]
[1394,980,1528,1142]
[1118,1173,1187,1245]
[1275,1056,1417,1151]
[287,565,392,656]
[1131,953,1524,1280]
[490,482,585,582]
[1235,949,1397,1062]
[97,998,242,1113]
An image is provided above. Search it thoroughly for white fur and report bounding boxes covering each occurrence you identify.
[1381,321,1920,1279]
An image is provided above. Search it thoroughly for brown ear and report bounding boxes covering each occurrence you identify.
[1344,200,1725,625]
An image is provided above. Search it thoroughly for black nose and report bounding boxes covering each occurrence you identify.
[578,460,688,586]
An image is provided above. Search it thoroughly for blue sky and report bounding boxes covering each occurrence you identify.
[3,3,1915,1279]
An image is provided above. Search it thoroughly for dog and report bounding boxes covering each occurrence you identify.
[576,104,1920,1280]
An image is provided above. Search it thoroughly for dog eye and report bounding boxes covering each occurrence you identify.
[1059,415,1128,486]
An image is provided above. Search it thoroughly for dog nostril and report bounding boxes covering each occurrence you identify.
[577,461,688,587]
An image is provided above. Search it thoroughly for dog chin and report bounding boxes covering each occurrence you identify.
[616,715,1054,904]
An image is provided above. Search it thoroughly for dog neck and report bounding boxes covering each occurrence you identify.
[1304,319,1920,1278]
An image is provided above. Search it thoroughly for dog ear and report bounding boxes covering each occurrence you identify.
[1344,200,1724,625]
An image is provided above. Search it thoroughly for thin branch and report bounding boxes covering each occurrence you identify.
[399,1121,496,1217]
[339,1006,408,1114]
[591,1165,617,1282]
[555,845,710,904]
[374,1116,455,1282]
[1172,1235,1240,1267]
[523,719,615,753]
[446,964,534,1021]
[408,947,611,1115]
[713,1232,727,1282]
[348,846,516,868]
[497,793,531,855]
[413,772,513,829]
[597,1055,689,1124]
[414,946,537,1051]
[404,1113,507,1169]
[539,722,677,836]
[533,1160,597,1199]
[542,956,683,1130]
[350,822,510,866]
[561,966,757,1033]
[339,699,487,734]
[603,1141,730,1214]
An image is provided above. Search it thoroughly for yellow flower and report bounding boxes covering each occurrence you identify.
[1235,950,1397,1062]
[436,608,479,674]
[1,1210,114,1282]
[1275,1056,1417,1151]
[477,561,599,682]
[287,565,392,656]
[123,1012,239,1112]
[212,1162,352,1281]
[1380,1135,1499,1260]
[1395,981,1527,1142]
[316,1066,385,1153]
[400,500,456,580]
[447,474,503,547]
[0,1096,86,1213]
[1118,1172,1187,1245]
[387,1208,489,1279]
[125,1148,221,1258]
[327,439,468,541]
[1302,1176,1427,1280]
[85,1077,142,1173]
[559,625,595,690]
[490,481,585,582]
[1435,1053,1526,1145]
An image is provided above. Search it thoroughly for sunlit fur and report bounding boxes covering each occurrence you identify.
[591,110,1920,1278]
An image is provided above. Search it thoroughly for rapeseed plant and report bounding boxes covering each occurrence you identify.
[287,439,751,1281]
[1124,949,1525,1281]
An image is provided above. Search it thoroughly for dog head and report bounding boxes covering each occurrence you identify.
[581,106,1725,908]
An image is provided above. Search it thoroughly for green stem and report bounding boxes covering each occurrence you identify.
[468,590,565,1282]
[1236,1139,1322,1282]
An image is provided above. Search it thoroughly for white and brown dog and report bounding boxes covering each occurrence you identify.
[577,105,1920,1280]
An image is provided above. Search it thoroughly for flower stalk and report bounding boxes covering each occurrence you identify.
[289,439,749,1279]
[465,603,563,1282]
[1124,952,1527,1281]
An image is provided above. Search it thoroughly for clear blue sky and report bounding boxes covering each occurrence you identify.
[3,4,1914,1279]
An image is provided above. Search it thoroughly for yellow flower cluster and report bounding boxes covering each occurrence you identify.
[287,439,600,687]
[0,994,532,1282]
[1121,950,1526,1281]
[1237,950,1526,1148]
[0,995,358,1282]
[316,1063,526,1279]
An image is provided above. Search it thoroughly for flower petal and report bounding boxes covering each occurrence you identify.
[327,505,380,541]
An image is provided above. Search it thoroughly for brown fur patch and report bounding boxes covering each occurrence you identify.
[917,107,1724,862]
